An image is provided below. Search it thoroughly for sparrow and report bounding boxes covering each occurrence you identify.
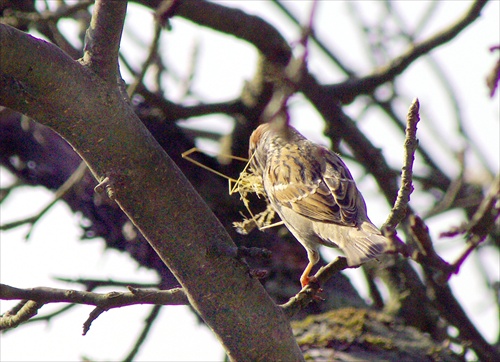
[248,123,390,287]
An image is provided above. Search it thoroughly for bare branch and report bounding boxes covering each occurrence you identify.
[383,98,420,231]
[408,215,455,278]
[0,283,188,333]
[0,24,304,361]
[441,174,500,280]
[0,300,44,331]
[486,45,500,97]
[2,1,93,24]
[54,277,160,290]
[465,173,500,239]
[405,207,499,360]
[270,0,353,76]
[127,21,162,97]
[0,161,87,238]
[82,307,107,335]
[122,305,162,362]
[1,1,92,59]
[424,272,500,361]
[171,0,292,66]
[409,174,500,285]
[18,304,77,329]
[281,258,350,318]
[328,0,488,101]
[0,283,189,308]
[81,0,128,82]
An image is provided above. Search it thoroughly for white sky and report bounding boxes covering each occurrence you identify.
[1,1,499,361]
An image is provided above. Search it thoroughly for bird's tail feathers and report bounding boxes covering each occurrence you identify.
[343,221,389,266]
[316,221,390,266]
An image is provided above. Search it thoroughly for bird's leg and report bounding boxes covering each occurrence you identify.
[300,249,320,287]
[300,261,314,288]
[299,261,324,301]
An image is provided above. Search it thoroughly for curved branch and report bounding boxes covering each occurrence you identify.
[0,24,304,361]
[269,0,354,76]
[172,0,291,66]
[2,1,93,59]
[0,299,43,331]
[137,85,247,121]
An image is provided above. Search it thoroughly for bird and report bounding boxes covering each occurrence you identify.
[248,123,390,288]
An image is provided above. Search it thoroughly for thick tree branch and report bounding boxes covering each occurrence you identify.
[0,24,303,361]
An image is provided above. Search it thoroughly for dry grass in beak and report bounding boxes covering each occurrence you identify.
[182,147,281,234]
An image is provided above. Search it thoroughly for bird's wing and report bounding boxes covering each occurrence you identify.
[266,144,359,226]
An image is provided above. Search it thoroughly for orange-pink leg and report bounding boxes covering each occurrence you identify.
[300,261,314,288]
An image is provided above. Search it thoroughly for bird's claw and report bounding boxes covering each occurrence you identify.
[301,276,324,301]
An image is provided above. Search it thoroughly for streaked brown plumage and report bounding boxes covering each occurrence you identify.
[249,123,389,287]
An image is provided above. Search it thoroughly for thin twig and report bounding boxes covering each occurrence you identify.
[0,179,21,204]
[264,0,318,132]
[0,300,44,331]
[329,0,488,102]
[55,277,160,290]
[0,161,88,238]
[178,39,201,99]
[486,45,500,97]
[4,1,93,23]
[83,306,107,335]
[370,97,451,193]
[383,98,420,231]
[407,174,499,287]
[21,304,76,326]
[443,173,500,280]
[127,20,162,97]
[122,305,162,362]
[270,0,354,76]
[424,151,465,219]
